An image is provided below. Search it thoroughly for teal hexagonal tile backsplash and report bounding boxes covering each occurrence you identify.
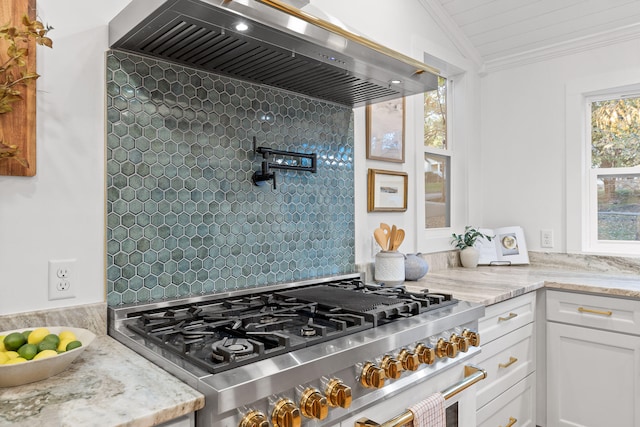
[106,51,355,305]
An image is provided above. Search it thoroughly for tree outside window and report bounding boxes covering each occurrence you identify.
[590,97,640,242]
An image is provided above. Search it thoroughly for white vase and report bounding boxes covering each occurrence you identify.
[374,251,405,285]
[460,247,480,268]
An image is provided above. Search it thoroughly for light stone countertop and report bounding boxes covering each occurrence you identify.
[0,331,204,427]
[404,264,640,306]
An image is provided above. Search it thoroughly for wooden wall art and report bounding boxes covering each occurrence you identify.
[0,0,38,176]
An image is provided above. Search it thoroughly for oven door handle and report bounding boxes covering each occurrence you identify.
[354,364,487,427]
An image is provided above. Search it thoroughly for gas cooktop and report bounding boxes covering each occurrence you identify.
[122,276,456,374]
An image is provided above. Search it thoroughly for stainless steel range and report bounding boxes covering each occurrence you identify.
[108,273,486,427]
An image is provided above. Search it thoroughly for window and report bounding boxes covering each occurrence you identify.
[587,95,640,252]
[424,76,450,228]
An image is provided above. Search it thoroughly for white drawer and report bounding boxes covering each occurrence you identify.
[546,290,640,336]
[480,292,535,344]
[472,322,535,409]
[477,373,535,427]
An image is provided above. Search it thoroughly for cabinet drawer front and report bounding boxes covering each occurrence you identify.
[480,292,535,344]
[473,323,535,409]
[547,290,640,335]
[477,373,535,427]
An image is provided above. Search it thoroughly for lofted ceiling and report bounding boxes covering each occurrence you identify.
[430,0,640,71]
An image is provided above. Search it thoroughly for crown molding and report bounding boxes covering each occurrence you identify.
[482,23,640,74]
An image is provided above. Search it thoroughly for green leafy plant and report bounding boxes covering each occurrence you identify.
[0,15,52,167]
[451,226,493,250]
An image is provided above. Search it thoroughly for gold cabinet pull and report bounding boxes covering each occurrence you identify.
[578,307,612,316]
[498,356,518,369]
[498,312,518,322]
[500,417,517,427]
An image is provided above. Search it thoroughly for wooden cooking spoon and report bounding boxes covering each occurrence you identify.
[393,229,405,251]
[389,225,397,251]
[373,228,388,250]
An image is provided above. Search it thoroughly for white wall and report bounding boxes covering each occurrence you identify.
[0,0,130,315]
[479,38,640,253]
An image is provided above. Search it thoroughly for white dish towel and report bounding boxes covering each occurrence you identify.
[408,392,446,427]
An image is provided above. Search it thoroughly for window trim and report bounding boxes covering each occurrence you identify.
[582,91,640,255]
[420,77,453,234]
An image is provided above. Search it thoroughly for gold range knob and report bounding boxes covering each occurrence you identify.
[398,349,420,371]
[381,355,403,379]
[360,362,386,388]
[325,378,352,408]
[462,329,481,347]
[272,398,301,427]
[436,337,459,359]
[450,333,470,353]
[239,410,269,427]
[300,387,329,420]
[415,343,436,365]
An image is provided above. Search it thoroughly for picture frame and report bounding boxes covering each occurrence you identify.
[367,169,408,212]
[366,97,405,163]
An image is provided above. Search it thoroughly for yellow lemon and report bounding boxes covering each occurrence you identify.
[4,351,19,360]
[0,352,9,364]
[0,336,5,352]
[27,327,50,345]
[33,350,58,360]
[4,357,27,364]
[57,338,74,352]
[58,331,77,342]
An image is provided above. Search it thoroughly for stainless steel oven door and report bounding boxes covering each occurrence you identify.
[340,365,486,427]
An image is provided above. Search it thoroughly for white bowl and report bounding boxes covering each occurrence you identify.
[0,326,96,388]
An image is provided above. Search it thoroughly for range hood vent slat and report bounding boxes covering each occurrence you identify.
[109,0,439,107]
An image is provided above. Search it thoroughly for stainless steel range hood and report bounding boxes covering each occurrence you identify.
[109,0,440,107]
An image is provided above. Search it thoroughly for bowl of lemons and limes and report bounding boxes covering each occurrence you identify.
[0,326,96,387]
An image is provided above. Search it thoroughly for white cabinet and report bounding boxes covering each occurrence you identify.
[472,292,536,427]
[547,290,640,427]
[477,373,535,427]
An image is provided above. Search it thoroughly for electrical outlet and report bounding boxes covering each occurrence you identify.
[541,229,554,248]
[49,259,76,300]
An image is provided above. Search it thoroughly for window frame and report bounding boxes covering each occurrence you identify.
[416,73,463,253]
[584,92,640,255]
[423,75,451,231]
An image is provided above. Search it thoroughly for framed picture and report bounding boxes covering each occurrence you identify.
[366,98,405,163]
[367,169,408,212]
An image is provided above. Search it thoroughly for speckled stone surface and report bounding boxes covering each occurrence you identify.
[403,252,640,305]
[0,303,107,336]
[0,303,204,427]
[0,335,204,427]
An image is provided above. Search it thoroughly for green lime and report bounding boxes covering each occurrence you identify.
[43,334,60,346]
[4,332,27,351]
[38,340,58,352]
[21,330,32,340]
[65,340,82,351]
[17,343,38,360]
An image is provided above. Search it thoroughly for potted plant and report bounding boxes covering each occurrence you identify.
[0,15,52,168]
[451,226,493,268]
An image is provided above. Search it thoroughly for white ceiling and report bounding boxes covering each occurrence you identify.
[430,0,640,70]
